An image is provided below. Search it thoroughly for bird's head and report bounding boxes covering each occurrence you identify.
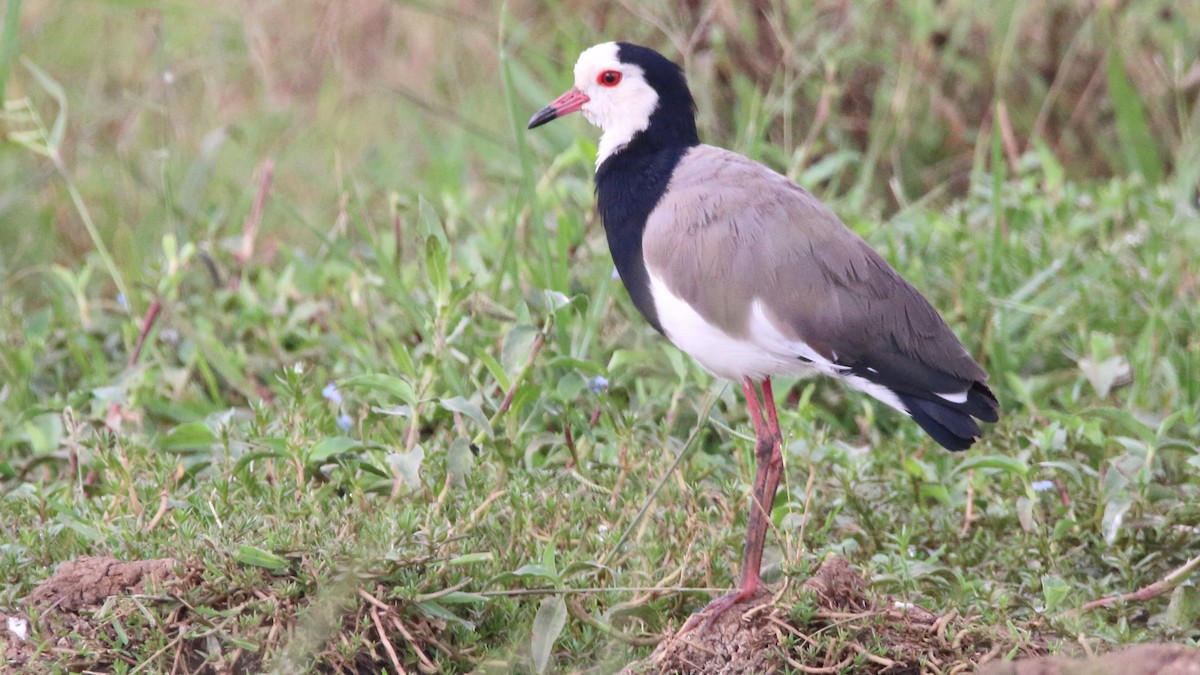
[528,42,698,165]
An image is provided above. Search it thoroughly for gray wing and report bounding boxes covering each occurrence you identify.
[643,145,998,450]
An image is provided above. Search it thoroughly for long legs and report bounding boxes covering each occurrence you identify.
[682,376,784,630]
[735,376,785,596]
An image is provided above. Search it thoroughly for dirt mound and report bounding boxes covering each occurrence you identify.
[620,587,779,675]
[24,556,179,611]
[3,556,180,671]
[794,554,871,612]
[623,555,1039,674]
[979,644,1200,675]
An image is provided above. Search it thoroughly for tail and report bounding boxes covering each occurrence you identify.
[896,382,999,452]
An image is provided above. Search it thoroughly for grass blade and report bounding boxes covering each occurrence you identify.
[1105,41,1163,182]
[0,0,22,103]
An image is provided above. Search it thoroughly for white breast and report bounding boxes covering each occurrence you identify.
[645,270,911,414]
[647,272,820,381]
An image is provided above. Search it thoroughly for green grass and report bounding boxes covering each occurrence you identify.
[2,0,1199,672]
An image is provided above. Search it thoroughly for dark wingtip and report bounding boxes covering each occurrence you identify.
[898,393,985,452]
[969,382,1001,423]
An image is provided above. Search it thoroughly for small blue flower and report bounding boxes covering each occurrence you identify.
[322,382,343,405]
[590,375,609,394]
[1031,480,1054,492]
[116,293,129,310]
[336,412,353,432]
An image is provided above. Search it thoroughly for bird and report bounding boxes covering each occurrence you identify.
[527,42,999,629]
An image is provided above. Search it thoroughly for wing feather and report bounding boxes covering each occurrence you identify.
[642,145,999,447]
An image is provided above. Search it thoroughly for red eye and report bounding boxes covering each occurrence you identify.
[597,70,622,87]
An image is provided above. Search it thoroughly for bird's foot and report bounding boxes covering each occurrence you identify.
[678,581,767,634]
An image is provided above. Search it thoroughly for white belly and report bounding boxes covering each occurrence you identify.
[647,272,825,381]
[643,271,923,415]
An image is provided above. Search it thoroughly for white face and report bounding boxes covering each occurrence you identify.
[572,42,660,165]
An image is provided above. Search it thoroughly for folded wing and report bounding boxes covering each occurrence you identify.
[642,145,999,450]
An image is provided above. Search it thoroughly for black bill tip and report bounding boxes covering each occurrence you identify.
[527,105,558,130]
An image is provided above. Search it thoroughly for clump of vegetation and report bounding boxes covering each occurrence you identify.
[1,0,1198,672]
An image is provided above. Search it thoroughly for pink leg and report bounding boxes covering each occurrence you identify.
[761,378,783,447]
[682,377,784,632]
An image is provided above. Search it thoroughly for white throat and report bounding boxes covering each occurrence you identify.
[572,42,660,167]
[595,119,648,167]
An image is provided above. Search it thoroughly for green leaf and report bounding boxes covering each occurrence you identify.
[162,421,217,451]
[425,235,450,306]
[1038,461,1083,482]
[23,413,63,455]
[1078,354,1130,398]
[530,596,567,675]
[540,539,557,577]
[605,602,664,631]
[352,457,390,479]
[371,404,413,418]
[919,484,951,507]
[391,343,415,378]
[953,454,1029,478]
[1051,518,1077,541]
[797,149,859,185]
[527,288,571,313]
[509,564,560,584]
[1102,494,1135,545]
[20,57,67,152]
[1041,574,1070,612]
[1016,496,1036,532]
[446,437,475,487]
[56,516,103,543]
[340,374,416,405]
[441,397,492,437]
[561,560,613,579]
[468,292,518,322]
[903,457,932,481]
[386,446,425,491]
[501,324,540,371]
[415,600,474,630]
[437,591,486,605]
[234,449,291,475]
[0,0,25,104]
[1166,585,1200,629]
[7,128,49,156]
[235,545,289,571]
[477,350,509,390]
[448,551,493,566]
[554,371,586,400]
[417,195,448,248]
[1105,41,1163,182]
[307,436,361,464]
[1082,407,1154,442]
[1033,139,1063,192]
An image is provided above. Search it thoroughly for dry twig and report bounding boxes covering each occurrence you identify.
[370,606,406,675]
[1076,553,1200,613]
[234,158,275,266]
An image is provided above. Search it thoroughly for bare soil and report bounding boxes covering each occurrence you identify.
[3,556,180,671]
[623,555,1041,674]
[622,557,1200,674]
[979,644,1200,675]
[6,555,1196,673]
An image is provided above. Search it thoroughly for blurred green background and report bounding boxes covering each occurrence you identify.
[4,0,1197,277]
